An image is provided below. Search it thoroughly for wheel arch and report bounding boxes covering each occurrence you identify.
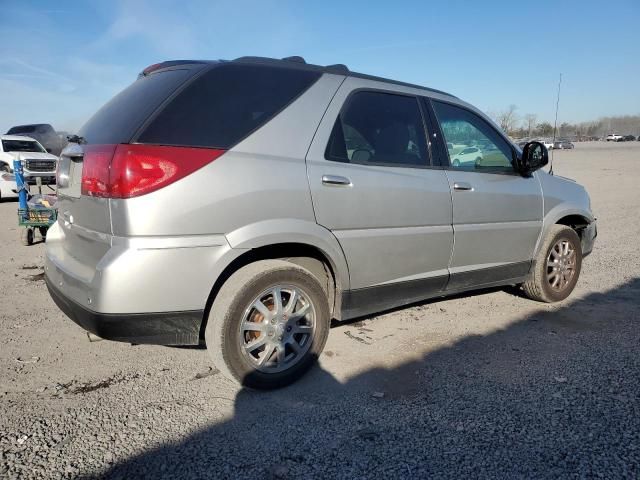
[200,219,351,340]
[555,213,591,235]
[534,206,594,258]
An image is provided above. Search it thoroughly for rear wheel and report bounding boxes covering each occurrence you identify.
[523,225,582,302]
[205,260,330,389]
[0,163,9,173]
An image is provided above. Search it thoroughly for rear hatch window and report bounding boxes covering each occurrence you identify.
[77,68,195,145]
[136,63,321,148]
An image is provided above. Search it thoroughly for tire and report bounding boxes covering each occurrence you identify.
[0,163,9,173]
[522,225,582,302]
[205,259,330,389]
[39,227,48,240]
[21,228,34,246]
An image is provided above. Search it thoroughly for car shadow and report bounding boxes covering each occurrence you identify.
[95,278,640,479]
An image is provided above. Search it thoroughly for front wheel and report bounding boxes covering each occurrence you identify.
[205,260,330,389]
[522,225,582,302]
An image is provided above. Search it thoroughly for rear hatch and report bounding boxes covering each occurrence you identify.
[53,59,323,268]
[55,64,204,266]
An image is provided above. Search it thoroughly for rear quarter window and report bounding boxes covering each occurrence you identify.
[136,63,321,149]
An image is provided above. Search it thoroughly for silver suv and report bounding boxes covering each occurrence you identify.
[45,56,597,389]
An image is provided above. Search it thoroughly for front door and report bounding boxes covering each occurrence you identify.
[429,99,543,290]
[306,80,454,317]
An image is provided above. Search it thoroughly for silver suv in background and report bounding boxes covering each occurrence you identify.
[45,57,597,389]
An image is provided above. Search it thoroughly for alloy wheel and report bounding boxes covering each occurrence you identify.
[239,285,316,373]
[546,239,577,291]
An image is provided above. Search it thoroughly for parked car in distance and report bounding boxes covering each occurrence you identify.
[553,139,575,149]
[451,146,482,167]
[0,135,59,184]
[622,135,636,141]
[45,56,597,389]
[534,138,554,150]
[606,133,623,142]
[5,124,68,156]
[0,171,18,201]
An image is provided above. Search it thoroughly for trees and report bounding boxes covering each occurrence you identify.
[494,104,519,134]
[523,114,537,138]
[536,122,553,137]
[491,106,639,140]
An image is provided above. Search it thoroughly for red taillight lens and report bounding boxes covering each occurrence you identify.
[81,144,224,198]
[81,145,117,197]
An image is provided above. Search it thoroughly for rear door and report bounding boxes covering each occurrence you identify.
[306,79,453,315]
[428,99,543,290]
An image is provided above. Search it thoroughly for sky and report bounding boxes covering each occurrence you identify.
[1,0,638,134]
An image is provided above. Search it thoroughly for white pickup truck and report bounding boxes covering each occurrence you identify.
[0,135,59,184]
[606,133,623,142]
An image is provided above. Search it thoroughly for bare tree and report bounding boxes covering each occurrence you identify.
[536,122,553,137]
[523,113,537,138]
[495,104,519,134]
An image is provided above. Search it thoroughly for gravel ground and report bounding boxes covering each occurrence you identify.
[1,141,639,479]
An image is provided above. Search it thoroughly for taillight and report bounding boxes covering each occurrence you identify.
[81,145,116,197]
[81,144,224,198]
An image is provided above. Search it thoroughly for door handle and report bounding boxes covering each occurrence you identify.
[453,182,473,191]
[322,175,352,187]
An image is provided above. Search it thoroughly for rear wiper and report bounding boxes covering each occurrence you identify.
[66,134,86,144]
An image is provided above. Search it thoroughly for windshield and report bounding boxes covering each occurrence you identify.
[2,139,46,153]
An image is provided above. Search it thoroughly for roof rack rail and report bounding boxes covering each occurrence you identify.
[282,56,306,64]
[325,63,349,74]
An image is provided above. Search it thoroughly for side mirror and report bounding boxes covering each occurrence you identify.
[46,148,52,153]
[517,141,549,176]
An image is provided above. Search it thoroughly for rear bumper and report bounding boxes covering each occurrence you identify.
[46,274,203,345]
[44,220,237,345]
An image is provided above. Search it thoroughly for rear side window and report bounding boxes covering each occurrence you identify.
[137,64,321,149]
[78,69,194,145]
[325,91,428,168]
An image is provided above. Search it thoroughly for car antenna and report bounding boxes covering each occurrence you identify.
[550,72,562,176]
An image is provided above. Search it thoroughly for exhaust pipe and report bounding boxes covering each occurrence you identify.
[87,332,103,342]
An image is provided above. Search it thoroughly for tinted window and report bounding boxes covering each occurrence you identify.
[325,91,428,167]
[78,69,194,144]
[432,101,514,172]
[2,140,46,153]
[138,64,320,149]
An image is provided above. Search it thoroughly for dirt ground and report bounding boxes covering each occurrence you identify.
[1,142,639,479]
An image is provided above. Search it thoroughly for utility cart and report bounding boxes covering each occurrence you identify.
[14,159,57,246]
